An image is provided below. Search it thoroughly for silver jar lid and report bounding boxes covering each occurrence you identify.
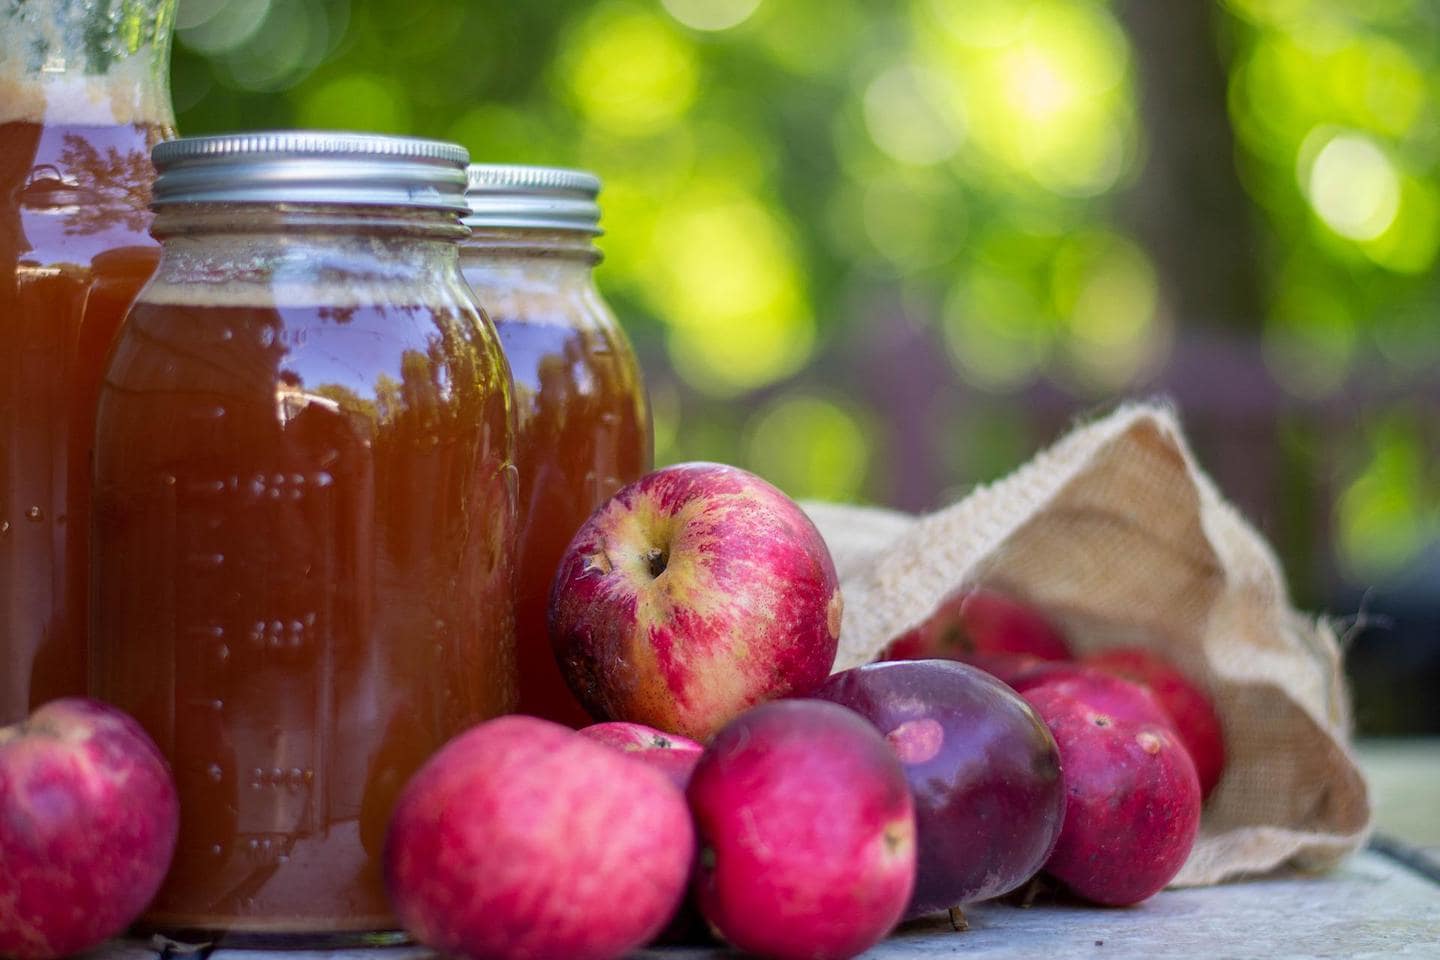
[464,164,603,234]
[151,131,471,213]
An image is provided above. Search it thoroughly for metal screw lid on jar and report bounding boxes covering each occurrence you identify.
[464,165,603,234]
[150,131,471,213]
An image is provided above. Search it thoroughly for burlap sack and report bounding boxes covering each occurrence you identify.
[803,402,1372,887]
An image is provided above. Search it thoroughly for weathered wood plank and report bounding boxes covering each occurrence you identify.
[87,847,1440,960]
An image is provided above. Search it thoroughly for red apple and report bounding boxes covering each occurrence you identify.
[576,720,703,753]
[0,698,179,960]
[882,587,1071,663]
[578,721,709,943]
[385,715,693,960]
[1019,670,1174,732]
[944,650,1057,688]
[688,700,916,960]
[814,660,1065,917]
[577,722,704,791]
[549,462,843,742]
[1023,686,1201,906]
[1084,647,1226,798]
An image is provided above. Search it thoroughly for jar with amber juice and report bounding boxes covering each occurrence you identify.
[90,133,517,942]
[0,0,176,722]
[460,166,652,726]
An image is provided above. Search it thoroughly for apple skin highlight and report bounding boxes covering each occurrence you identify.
[0,698,179,960]
[687,700,916,960]
[549,462,843,741]
[578,721,704,790]
[385,715,694,960]
[1084,647,1226,799]
[816,660,1065,917]
[1023,685,1202,906]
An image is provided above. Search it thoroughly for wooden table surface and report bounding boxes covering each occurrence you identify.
[89,739,1440,960]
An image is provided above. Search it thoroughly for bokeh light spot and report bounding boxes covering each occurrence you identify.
[562,6,698,136]
[1331,37,1426,138]
[1337,423,1439,580]
[662,0,761,32]
[176,0,230,30]
[1302,130,1401,241]
[942,266,1051,390]
[667,319,813,397]
[179,0,272,54]
[745,394,869,501]
[927,0,1028,48]
[644,190,813,395]
[859,175,964,271]
[925,0,1137,196]
[296,73,411,133]
[1052,232,1161,388]
[1359,174,1440,275]
[862,64,964,166]
[752,0,866,75]
[219,0,333,93]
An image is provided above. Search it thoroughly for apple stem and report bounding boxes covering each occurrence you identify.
[948,906,969,932]
[1008,875,1047,909]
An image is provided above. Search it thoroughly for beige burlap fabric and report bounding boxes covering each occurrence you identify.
[803,403,1371,886]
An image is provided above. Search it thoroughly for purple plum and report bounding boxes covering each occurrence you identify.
[815,659,1065,917]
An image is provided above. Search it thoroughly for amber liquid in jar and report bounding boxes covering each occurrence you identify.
[0,8,176,722]
[92,213,516,938]
[461,229,651,726]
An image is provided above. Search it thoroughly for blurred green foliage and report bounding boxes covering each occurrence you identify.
[170,0,1440,594]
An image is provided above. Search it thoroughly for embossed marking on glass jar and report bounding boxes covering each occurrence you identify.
[93,132,515,942]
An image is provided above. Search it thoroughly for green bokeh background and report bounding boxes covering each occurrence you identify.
[170,0,1440,730]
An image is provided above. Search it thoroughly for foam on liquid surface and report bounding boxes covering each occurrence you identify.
[139,233,478,310]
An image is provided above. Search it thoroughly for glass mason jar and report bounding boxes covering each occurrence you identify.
[0,0,177,723]
[91,133,517,943]
[460,165,651,727]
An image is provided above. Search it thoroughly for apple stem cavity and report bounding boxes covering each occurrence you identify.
[883,822,909,855]
[643,547,669,579]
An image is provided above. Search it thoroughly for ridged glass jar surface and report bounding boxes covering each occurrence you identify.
[0,0,177,722]
[91,140,517,941]
[460,205,650,726]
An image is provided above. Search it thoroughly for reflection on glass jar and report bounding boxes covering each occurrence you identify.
[0,0,177,722]
[90,133,516,943]
[460,165,651,727]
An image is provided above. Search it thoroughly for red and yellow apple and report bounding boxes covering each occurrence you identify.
[0,698,179,960]
[548,462,843,742]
